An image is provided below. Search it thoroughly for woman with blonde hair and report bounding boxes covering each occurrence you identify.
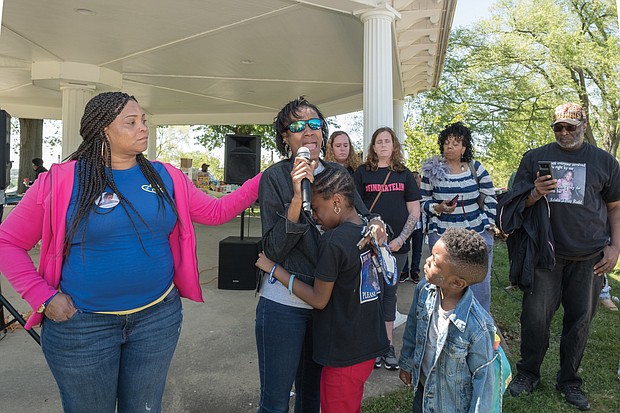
[353,126,421,371]
[325,131,360,174]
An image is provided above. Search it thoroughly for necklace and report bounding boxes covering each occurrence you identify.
[460,164,465,171]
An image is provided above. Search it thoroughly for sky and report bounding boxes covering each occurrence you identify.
[453,0,495,27]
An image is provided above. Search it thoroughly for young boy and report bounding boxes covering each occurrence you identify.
[399,227,495,413]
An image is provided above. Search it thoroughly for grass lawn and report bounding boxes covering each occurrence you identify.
[362,239,620,412]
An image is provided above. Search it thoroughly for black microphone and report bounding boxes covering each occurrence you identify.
[296,147,312,214]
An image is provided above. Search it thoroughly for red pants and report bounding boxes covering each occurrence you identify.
[320,359,375,413]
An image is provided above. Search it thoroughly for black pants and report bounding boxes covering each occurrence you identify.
[516,255,603,386]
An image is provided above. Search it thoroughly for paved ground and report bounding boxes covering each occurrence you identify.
[0,208,426,413]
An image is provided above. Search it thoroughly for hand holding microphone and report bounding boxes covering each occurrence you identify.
[295,147,313,214]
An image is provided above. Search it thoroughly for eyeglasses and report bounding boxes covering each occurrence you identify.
[552,122,582,133]
[286,118,322,133]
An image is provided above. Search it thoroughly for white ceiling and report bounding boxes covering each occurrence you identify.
[0,0,455,125]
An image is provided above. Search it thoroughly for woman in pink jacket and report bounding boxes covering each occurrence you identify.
[0,92,260,413]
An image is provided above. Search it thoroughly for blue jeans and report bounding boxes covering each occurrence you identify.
[516,255,603,386]
[428,230,493,312]
[255,297,321,413]
[42,287,183,413]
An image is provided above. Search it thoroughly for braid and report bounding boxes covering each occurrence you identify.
[63,92,178,257]
[313,166,356,208]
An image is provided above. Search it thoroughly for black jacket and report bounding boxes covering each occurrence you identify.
[497,181,555,293]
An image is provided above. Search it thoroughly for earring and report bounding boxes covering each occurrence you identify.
[334,205,341,215]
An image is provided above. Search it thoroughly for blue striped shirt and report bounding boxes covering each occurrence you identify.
[421,160,496,235]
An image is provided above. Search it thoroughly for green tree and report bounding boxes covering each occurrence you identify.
[192,124,276,151]
[404,0,620,186]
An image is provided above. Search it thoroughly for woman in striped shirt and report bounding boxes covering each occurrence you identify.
[420,122,496,312]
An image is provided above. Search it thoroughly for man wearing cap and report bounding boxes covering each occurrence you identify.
[505,103,620,410]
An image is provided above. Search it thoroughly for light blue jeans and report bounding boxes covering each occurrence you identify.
[428,230,493,312]
[41,287,183,413]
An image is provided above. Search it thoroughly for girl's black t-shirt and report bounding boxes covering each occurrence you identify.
[312,222,389,367]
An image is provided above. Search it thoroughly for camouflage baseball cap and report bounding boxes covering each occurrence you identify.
[551,102,586,126]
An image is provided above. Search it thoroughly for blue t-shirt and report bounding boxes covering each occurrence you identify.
[60,162,177,312]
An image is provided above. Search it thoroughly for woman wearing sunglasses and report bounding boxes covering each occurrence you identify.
[353,127,421,371]
[255,96,386,413]
[419,122,497,312]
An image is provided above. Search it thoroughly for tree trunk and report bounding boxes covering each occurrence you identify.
[18,119,43,193]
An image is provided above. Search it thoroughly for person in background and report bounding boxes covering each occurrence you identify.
[256,166,389,413]
[353,126,421,371]
[256,96,386,413]
[197,163,210,177]
[399,171,423,284]
[420,122,496,312]
[325,130,360,174]
[399,228,495,413]
[23,158,48,187]
[501,102,620,411]
[598,274,617,311]
[0,91,261,412]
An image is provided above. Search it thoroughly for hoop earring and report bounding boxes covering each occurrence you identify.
[334,205,341,215]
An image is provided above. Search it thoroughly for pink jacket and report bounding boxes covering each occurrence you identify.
[0,161,260,329]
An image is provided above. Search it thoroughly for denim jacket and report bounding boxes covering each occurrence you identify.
[399,280,495,413]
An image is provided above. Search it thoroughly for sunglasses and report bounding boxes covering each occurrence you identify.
[286,118,322,133]
[552,122,582,133]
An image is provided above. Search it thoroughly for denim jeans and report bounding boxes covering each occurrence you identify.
[255,297,322,413]
[428,230,493,312]
[42,287,183,413]
[516,255,603,386]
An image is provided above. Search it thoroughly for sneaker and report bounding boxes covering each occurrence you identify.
[374,356,382,369]
[399,272,409,283]
[556,383,591,411]
[410,271,420,283]
[508,373,540,397]
[384,345,399,370]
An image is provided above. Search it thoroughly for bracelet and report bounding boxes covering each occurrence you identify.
[268,263,278,284]
[395,236,403,247]
[288,274,296,295]
[530,188,541,199]
[432,203,442,216]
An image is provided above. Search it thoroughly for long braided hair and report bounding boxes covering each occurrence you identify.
[63,91,178,257]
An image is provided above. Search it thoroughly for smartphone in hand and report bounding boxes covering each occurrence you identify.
[537,161,553,180]
[446,194,459,206]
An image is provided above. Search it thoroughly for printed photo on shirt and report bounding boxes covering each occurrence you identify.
[360,249,381,303]
[97,191,119,208]
[547,161,585,205]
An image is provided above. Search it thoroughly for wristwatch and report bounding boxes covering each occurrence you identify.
[37,292,58,314]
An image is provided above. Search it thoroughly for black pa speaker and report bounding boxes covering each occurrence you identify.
[224,134,260,185]
[0,111,11,190]
[218,236,262,290]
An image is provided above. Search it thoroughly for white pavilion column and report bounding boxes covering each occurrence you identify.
[359,6,399,151]
[147,125,158,160]
[60,83,95,159]
[393,99,405,144]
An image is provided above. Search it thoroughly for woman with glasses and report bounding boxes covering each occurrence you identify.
[256,96,386,413]
[353,126,421,371]
[325,131,360,174]
[420,122,496,312]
